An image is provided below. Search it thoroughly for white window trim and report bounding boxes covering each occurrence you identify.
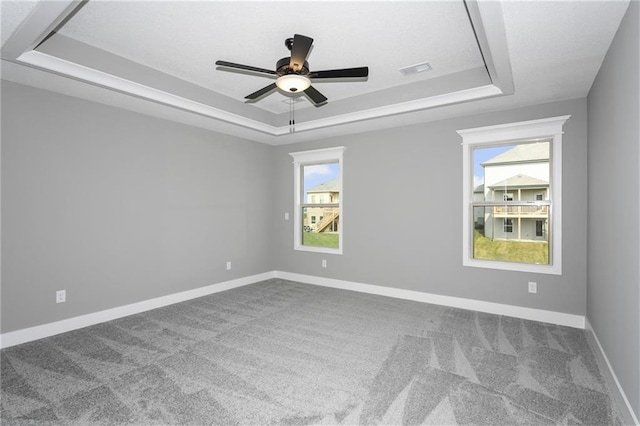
[289,146,345,255]
[458,115,570,275]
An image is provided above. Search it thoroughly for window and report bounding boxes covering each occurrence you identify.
[289,147,345,254]
[504,219,514,233]
[459,116,569,275]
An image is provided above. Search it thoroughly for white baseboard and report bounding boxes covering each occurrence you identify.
[0,271,276,349]
[0,270,586,350]
[586,318,640,426]
[3,271,633,421]
[275,271,586,329]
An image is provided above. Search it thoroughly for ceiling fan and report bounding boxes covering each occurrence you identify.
[215,34,369,107]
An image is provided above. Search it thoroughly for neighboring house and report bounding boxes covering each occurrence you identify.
[473,183,485,229]
[304,178,340,233]
[480,142,550,242]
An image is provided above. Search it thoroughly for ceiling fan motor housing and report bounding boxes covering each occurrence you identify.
[276,57,309,76]
[216,34,367,105]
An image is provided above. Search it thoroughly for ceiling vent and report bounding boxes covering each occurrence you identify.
[398,62,432,76]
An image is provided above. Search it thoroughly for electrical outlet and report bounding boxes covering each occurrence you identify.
[226,261,232,270]
[284,212,289,220]
[528,281,537,294]
[56,290,66,303]
[322,259,327,268]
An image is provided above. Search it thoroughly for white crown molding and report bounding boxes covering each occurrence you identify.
[465,0,514,96]
[0,0,78,58]
[2,0,514,144]
[294,84,504,134]
[16,50,505,139]
[16,50,278,135]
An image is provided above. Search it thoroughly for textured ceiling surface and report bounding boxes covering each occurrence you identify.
[56,1,484,113]
[0,0,631,145]
[0,0,38,46]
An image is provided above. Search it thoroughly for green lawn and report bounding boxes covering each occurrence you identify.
[474,230,548,264]
[303,232,339,249]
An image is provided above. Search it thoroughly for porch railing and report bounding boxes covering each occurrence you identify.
[493,205,549,216]
[315,208,339,232]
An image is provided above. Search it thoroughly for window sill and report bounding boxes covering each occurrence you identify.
[463,258,561,275]
[294,245,343,255]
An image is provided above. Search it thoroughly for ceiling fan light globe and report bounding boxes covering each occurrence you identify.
[276,74,311,93]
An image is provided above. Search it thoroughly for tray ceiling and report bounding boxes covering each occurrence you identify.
[0,1,630,145]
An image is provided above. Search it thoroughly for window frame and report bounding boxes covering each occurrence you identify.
[458,116,570,275]
[289,146,345,255]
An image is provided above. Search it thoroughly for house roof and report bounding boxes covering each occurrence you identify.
[307,178,340,193]
[482,142,549,166]
[489,174,548,188]
[474,184,484,193]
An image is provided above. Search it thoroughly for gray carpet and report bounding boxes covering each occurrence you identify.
[0,279,626,425]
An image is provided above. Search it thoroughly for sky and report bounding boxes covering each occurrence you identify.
[303,163,339,202]
[473,145,512,188]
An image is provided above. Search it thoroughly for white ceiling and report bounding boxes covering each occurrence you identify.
[0,0,630,145]
[56,1,484,113]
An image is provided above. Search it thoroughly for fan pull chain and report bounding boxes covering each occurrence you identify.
[289,97,296,133]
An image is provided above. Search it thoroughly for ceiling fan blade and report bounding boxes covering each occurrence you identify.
[289,34,313,72]
[304,85,328,106]
[245,83,278,100]
[216,60,276,75]
[310,67,369,79]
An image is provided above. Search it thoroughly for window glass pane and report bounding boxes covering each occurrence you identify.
[471,140,551,266]
[303,163,340,204]
[302,206,339,248]
[473,206,549,264]
[301,162,340,248]
[472,142,550,202]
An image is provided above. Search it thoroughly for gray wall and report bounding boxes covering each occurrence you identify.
[273,98,588,315]
[587,0,639,418]
[1,81,274,333]
[1,83,591,334]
